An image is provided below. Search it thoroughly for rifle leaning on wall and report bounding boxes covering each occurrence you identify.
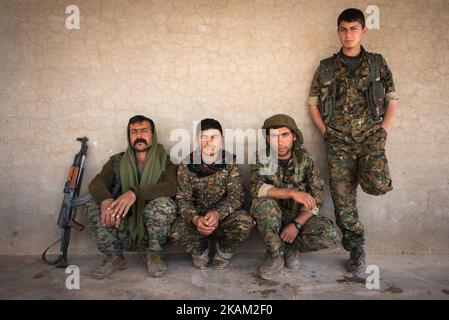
[42,137,91,268]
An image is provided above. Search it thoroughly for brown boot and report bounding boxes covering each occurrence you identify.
[259,255,284,280]
[91,255,127,280]
[212,244,233,270]
[146,253,167,278]
[285,249,301,270]
[192,248,209,269]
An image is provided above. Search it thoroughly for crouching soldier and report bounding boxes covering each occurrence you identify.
[171,118,254,270]
[251,114,338,280]
[85,115,177,279]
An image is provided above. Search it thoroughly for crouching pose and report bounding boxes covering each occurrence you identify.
[86,115,177,279]
[171,118,254,270]
[251,114,338,280]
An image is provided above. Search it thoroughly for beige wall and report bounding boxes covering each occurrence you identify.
[1,0,448,255]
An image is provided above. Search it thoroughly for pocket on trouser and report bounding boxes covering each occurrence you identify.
[84,199,101,230]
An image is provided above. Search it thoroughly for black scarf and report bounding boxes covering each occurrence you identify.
[187,150,228,178]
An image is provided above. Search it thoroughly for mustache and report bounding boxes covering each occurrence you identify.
[133,138,148,146]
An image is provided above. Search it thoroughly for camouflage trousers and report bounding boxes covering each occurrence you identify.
[250,197,338,259]
[170,210,254,256]
[325,126,393,251]
[84,197,177,256]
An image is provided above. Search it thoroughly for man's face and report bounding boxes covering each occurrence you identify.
[129,121,153,152]
[267,127,296,159]
[199,129,223,159]
[338,21,367,51]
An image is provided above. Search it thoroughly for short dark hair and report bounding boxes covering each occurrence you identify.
[338,8,366,29]
[197,118,223,136]
[128,115,155,134]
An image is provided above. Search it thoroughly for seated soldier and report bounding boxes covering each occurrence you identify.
[251,114,338,280]
[171,118,254,270]
[86,115,177,279]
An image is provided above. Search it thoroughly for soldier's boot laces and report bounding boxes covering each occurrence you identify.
[285,249,301,270]
[146,253,167,278]
[346,245,366,273]
[212,244,233,270]
[92,255,127,280]
[192,248,209,269]
[259,255,284,280]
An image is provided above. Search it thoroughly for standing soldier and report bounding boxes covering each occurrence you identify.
[86,115,177,279]
[308,8,399,272]
[251,114,338,280]
[171,118,254,270]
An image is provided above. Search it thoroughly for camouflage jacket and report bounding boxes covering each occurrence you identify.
[309,47,398,142]
[251,148,324,213]
[176,160,244,222]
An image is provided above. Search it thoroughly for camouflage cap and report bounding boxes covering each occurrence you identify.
[262,114,304,146]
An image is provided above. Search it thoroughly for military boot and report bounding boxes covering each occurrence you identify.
[192,248,209,269]
[259,255,284,280]
[92,255,127,280]
[285,249,301,270]
[146,253,167,278]
[212,244,233,270]
[346,245,366,272]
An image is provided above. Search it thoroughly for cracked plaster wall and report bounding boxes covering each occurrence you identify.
[1,0,448,255]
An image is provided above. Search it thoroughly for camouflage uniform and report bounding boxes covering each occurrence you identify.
[251,149,338,259]
[309,47,398,251]
[85,197,176,256]
[171,159,254,256]
[86,153,177,256]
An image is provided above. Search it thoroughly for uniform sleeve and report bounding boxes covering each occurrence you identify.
[88,157,115,205]
[303,155,325,210]
[380,55,399,101]
[136,159,177,201]
[308,66,321,106]
[175,164,198,222]
[215,164,245,220]
[250,163,274,198]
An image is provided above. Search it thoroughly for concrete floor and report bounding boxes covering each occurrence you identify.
[1,249,449,300]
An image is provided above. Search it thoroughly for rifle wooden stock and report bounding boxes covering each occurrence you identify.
[68,166,80,189]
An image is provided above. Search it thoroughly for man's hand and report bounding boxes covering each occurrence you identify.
[101,198,114,227]
[289,190,316,210]
[193,215,216,236]
[204,210,220,229]
[107,191,136,227]
[280,223,299,244]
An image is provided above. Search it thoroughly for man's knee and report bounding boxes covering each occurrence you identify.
[145,197,176,215]
[359,154,393,196]
[360,171,393,195]
[250,197,282,219]
[170,218,196,243]
[221,210,255,239]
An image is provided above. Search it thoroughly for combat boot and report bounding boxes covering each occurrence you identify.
[192,248,209,269]
[92,255,127,280]
[146,253,167,278]
[285,249,301,270]
[212,244,233,270]
[259,255,284,280]
[346,245,366,273]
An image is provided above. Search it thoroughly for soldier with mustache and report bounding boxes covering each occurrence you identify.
[85,115,177,279]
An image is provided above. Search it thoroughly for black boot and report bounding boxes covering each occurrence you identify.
[346,246,365,272]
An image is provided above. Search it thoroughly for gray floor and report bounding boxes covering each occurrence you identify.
[1,249,449,300]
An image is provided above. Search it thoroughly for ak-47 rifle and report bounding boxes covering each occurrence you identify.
[42,137,91,268]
